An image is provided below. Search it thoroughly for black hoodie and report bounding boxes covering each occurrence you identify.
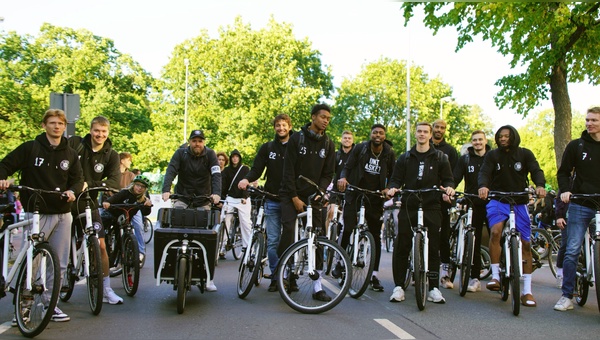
[222,149,250,199]
[478,125,545,204]
[453,144,491,205]
[244,132,293,199]
[0,133,84,214]
[432,138,459,169]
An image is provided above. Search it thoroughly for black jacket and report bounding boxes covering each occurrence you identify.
[106,188,151,217]
[334,144,354,182]
[453,145,491,206]
[432,138,459,170]
[244,133,292,199]
[478,125,545,205]
[162,145,221,205]
[69,134,121,212]
[0,133,84,214]
[222,149,250,199]
[340,140,395,193]
[280,123,335,201]
[387,145,454,210]
[557,130,600,208]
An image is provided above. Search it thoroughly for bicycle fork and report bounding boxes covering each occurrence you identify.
[504,210,523,279]
[26,211,45,291]
[351,205,366,266]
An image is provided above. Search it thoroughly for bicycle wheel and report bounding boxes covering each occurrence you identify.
[176,256,188,314]
[510,236,520,316]
[121,233,140,296]
[576,248,588,306]
[531,228,551,260]
[500,245,509,302]
[231,222,243,260]
[385,218,394,253]
[459,231,474,297]
[325,221,339,275]
[237,233,264,299]
[277,238,351,314]
[143,217,154,244]
[448,235,458,282]
[107,229,121,277]
[414,232,427,311]
[14,243,60,338]
[59,249,76,302]
[348,230,375,298]
[87,235,104,315]
[594,239,600,313]
[479,246,491,280]
[215,223,225,267]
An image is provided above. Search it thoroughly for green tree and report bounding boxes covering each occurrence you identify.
[402,2,600,167]
[0,24,155,157]
[143,16,333,171]
[332,58,491,151]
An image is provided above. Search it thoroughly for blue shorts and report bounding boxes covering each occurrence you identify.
[486,200,531,242]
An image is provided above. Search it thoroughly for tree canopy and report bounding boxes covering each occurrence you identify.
[402,2,600,166]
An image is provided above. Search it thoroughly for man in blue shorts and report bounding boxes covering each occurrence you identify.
[478,125,546,307]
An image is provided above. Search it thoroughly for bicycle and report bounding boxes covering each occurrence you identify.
[0,185,61,337]
[382,198,400,253]
[447,192,479,296]
[480,245,491,280]
[487,190,533,316]
[215,200,243,264]
[142,215,154,244]
[395,187,445,311]
[104,203,144,296]
[530,227,558,277]
[343,184,383,298]
[324,190,343,275]
[276,175,352,314]
[237,186,277,299]
[569,193,600,312]
[60,186,117,315]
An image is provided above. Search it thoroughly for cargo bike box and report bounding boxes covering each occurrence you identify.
[154,208,218,286]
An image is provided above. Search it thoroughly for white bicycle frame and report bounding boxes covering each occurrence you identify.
[503,209,523,279]
[412,206,428,276]
[455,205,474,267]
[242,201,266,265]
[69,207,94,283]
[584,213,600,282]
[326,204,341,242]
[350,202,366,266]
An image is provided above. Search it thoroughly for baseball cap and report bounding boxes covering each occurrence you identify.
[189,130,205,140]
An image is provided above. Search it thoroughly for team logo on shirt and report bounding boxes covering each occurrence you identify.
[60,160,70,170]
[94,163,104,173]
[319,148,326,158]
[514,162,522,171]
[93,221,102,231]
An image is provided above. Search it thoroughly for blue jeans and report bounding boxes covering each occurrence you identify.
[264,199,282,277]
[562,203,595,298]
[132,211,146,255]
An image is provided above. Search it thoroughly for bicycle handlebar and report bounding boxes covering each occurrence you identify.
[8,184,65,196]
[298,175,324,197]
[570,193,600,208]
[246,186,278,200]
[346,184,385,199]
[170,193,212,200]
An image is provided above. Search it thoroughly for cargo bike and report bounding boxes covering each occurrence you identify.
[154,194,219,314]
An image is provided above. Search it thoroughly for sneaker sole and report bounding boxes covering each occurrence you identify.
[103,299,123,305]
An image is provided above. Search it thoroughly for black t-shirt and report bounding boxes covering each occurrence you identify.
[415,150,428,182]
[360,154,382,191]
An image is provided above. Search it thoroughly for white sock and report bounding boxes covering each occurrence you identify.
[491,264,500,281]
[557,267,563,277]
[522,274,532,295]
[440,263,449,277]
[313,271,323,292]
[372,271,378,277]
[103,276,110,290]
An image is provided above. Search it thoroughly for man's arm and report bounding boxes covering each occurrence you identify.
[96,150,121,189]
[557,140,577,194]
[319,138,336,191]
[162,149,182,194]
[243,143,268,184]
[67,151,85,201]
[280,136,298,198]
[207,150,222,199]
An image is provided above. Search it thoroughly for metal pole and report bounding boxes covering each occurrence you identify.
[405,21,411,152]
[183,58,189,143]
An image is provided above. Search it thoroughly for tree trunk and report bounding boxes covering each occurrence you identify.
[549,61,572,169]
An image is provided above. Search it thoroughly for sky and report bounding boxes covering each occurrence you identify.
[2,0,599,131]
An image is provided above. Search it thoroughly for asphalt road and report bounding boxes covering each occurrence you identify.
[1,231,599,340]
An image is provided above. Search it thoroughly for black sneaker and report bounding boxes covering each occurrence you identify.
[312,290,332,302]
[331,262,343,279]
[371,276,384,292]
[283,276,299,292]
[268,281,278,292]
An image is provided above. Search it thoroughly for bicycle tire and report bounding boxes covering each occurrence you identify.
[576,248,589,306]
[215,223,225,267]
[59,250,76,302]
[479,246,491,280]
[348,230,375,298]
[143,217,154,244]
[510,236,520,316]
[594,239,600,313]
[325,222,339,275]
[459,231,474,297]
[107,228,121,277]
[232,222,243,260]
[385,218,394,253]
[87,235,104,315]
[121,233,140,296]
[531,228,551,260]
[414,232,427,311]
[277,238,351,314]
[237,233,264,299]
[448,235,458,283]
[176,256,188,314]
[15,243,60,338]
[500,244,509,302]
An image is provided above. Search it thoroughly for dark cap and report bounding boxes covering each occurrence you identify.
[189,129,205,140]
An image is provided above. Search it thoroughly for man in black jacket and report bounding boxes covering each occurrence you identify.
[0,109,84,322]
[453,130,490,293]
[386,122,455,304]
[337,124,395,292]
[238,113,292,292]
[221,149,251,255]
[479,125,546,307]
[69,116,124,305]
[279,103,335,301]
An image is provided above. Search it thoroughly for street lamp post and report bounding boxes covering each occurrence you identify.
[440,96,452,119]
[183,58,189,143]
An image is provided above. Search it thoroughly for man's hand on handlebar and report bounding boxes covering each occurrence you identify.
[535,186,546,199]
[561,191,571,204]
[478,187,489,200]
[238,179,250,190]
[210,194,221,205]
[292,196,306,213]
[162,192,170,202]
[337,178,348,192]
[102,201,110,209]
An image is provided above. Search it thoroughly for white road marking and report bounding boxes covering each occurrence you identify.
[374,318,415,339]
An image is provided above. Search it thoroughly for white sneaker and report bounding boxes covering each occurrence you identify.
[206,280,217,292]
[103,288,124,305]
[389,286,405,302]
[556,275,563,289]
[427,288,446,304]
[49,306,70,322]
[554,296,574,311]
[467,278,481,292]
[440,276,454,289]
